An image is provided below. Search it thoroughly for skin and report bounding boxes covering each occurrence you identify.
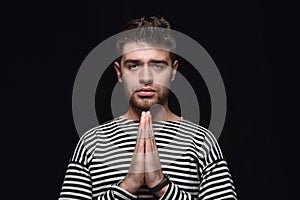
[114,42,181,197]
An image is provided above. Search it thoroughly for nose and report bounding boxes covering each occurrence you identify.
[139,65,153,85]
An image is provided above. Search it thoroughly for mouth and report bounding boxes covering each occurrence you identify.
[136,87,156,97]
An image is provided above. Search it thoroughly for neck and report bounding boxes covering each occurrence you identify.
[122,103,181,121]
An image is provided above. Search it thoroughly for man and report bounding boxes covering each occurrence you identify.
[59,16,237,199]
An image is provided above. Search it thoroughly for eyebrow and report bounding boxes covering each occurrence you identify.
[123,59,140,66]
[123,59,170,66]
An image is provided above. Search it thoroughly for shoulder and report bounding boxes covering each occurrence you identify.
[71,118,126,161]
[78,118,125,145]
[179,118,217,142]
[180,118,223,159]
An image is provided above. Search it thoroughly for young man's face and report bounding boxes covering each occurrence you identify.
[114,42,178,111]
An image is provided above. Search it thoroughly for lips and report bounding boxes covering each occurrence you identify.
[136,87,156,97]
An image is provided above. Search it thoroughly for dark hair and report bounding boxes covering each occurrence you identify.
[121,16,172,30]
[116,16,177,62]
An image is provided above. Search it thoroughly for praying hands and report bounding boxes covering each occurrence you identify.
[119,111,168,197]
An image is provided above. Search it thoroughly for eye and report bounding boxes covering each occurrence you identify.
[150,63,167,70]
[128,64,139,70]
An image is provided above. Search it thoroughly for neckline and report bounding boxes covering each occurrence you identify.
[117,116,184,123]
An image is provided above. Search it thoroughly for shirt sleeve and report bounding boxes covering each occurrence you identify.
[197,130,238,200]
[158,129,238,200]
[158,182,192,200]
[198,159,237,200]
[58,136,138,200]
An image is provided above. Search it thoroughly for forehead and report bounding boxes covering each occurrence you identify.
[121,42,171,63]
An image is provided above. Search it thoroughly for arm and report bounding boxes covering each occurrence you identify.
[198,159,237,200]
[58,135,137,200]
[156,125,238,200]
[197,130,238,200]
[59,136,93,200]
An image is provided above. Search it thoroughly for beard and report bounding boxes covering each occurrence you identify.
[129,90,169,111]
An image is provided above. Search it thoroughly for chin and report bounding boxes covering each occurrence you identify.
[131,98,157,111]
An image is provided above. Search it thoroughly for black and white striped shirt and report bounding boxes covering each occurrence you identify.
[59,117,237,200]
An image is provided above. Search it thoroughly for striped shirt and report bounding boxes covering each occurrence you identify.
[59,117,237,200]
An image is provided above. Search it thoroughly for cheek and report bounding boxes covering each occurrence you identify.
[154,74,172,87]
[122,78,138,94]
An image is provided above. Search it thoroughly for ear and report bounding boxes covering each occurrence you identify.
[114,61,122,83]
[171,60,178,82]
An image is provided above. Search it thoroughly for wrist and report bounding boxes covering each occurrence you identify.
[119,179,139,194]
[154,183,169,198]
[148,175,164,189]
[149,174,170,196]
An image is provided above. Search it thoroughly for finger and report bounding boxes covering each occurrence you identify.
[148,112,157,152]
[145,112,152,152]
[145,111,150,138]
[149,111,153,137]
[145,112,158,153]
[145,112,162,172]
[129,112,145,173]
[138,111,145,138]
[134,111,145,154]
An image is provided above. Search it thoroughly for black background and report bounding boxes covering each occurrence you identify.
[5,0,300,199]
